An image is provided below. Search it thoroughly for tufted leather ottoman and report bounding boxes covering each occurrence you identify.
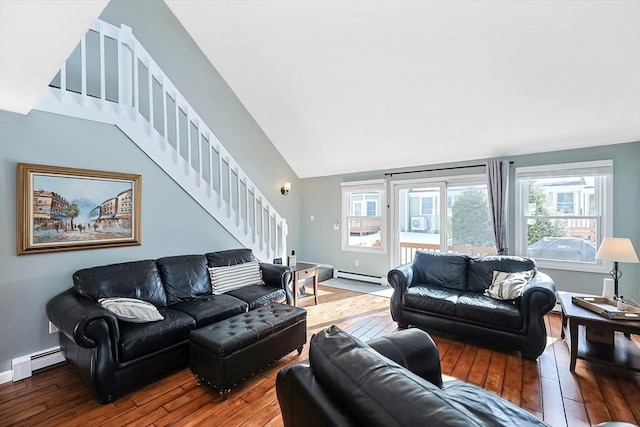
[189,303,307,400]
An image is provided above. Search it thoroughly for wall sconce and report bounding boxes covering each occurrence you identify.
[281,181,291,196]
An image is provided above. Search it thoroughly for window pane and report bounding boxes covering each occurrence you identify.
[446,185,496,256]
[347,216,381,248]
[366,201,376,216]
[398,187,441,262]
[556,192,574,214]
[526,218,597,262]
[421,197,433,215]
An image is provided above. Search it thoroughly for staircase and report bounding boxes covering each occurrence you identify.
[34,19,287,262]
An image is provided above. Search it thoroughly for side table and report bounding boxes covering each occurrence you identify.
[558,291,640,372]
[291,262,319,307]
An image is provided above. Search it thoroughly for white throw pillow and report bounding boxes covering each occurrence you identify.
[99,297,164,323]
[208,261,264,295]
[484,270,535,300]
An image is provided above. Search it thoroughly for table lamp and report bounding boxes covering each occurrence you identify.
[595,237,639,298]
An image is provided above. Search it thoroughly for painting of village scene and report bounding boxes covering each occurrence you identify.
[17,163,141,254]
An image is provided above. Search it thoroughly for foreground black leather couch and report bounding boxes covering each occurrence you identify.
[276,326,548,426]
[388,251,556,359]
[46,248,292,403]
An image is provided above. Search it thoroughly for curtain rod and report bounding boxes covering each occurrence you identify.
[384,161,514,177]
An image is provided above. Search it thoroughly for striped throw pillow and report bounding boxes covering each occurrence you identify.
[208,261,264,295]
[484,270,534,300]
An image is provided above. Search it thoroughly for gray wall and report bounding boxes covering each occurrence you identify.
[299,142,640,301]
[0,0,299,373]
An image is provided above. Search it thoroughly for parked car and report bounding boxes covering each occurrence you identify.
[527,237,596,262]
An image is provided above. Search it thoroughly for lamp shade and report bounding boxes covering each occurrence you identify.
[595,237,640,263]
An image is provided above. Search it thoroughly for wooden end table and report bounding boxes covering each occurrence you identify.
[558,291,640,372]
[291,262,319,307]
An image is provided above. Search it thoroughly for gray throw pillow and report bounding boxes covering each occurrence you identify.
[99,297,164,323]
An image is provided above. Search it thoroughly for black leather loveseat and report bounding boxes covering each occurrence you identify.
[388,251,556,359]
[276,326,548,426]
[46,248,292,403]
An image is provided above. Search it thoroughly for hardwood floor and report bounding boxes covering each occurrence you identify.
[1,285,639,426]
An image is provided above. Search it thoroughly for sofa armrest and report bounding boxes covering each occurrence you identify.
[387,262,414,292]
[276,363,359,427]
[260,262,294,305]
[46,288,120,352]
[367,328,443,388]
[519,272,557,359]
[522,272,557,312]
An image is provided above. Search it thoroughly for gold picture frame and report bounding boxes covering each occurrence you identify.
[17,163,142,255]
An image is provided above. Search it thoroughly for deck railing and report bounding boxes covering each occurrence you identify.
[399,242,497,264]
[35,20,287,262]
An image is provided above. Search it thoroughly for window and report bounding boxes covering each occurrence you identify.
[420,197,434,215]
[556,192,574,214]
[341,179,387,253]
[515,160,613,272]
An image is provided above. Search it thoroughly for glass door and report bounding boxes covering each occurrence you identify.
[392,179,496,267]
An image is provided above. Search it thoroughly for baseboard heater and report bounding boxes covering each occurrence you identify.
[334,270,387,286]
[12,346,65,382]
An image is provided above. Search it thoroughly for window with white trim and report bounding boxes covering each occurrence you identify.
[515,160,613,272]
[341,180,387,253]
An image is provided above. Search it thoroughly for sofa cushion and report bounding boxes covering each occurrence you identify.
[412,251,469,291]
[226,284,287,309]
[157,255,211,305]
[467,256,536,293]
[309,325,485,427]
[404,285,461,316]
[485,270,534,300]
[443,380,545,426]
[206,248,255,267]
[455,293,523,330]
[73,260,167,307]
[208,262,264,295]
[118,307,196,362]
[171,295,248,327]
[99,297,164,323]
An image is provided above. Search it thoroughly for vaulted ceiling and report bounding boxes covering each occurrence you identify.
[2,1,639,178]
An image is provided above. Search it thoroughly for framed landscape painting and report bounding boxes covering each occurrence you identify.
[17,163,142,255]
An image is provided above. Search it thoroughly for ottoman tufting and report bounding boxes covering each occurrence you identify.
[189,303,307,399]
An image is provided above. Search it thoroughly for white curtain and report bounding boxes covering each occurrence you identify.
[487,160,509,255]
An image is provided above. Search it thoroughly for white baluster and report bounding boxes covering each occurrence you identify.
[162,77,168,150]
[217,147,223,209]
[147,61,153,136]
[80,34,87,105]
[60,63,67,102]
[132,42,139,122]
[99,25,105,110]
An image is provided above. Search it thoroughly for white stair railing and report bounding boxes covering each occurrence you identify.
[35,20,287,262]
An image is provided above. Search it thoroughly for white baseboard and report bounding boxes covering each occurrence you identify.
[334,270,387,286]
[10,346,65,382]
[0,370,12,384]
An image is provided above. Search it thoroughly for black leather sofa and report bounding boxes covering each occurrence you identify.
[276,326,549,426]
[46,248,292,403]
[387,251,556,359]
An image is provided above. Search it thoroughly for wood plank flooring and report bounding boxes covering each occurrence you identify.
[1,285,639,426]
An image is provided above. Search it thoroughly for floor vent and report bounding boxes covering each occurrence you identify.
[11,346,65,382]
[335,270,386,286]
